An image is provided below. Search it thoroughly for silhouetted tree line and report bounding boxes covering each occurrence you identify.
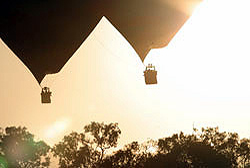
[1,122,250,168]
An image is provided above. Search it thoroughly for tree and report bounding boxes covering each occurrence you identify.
[0,126,50,168]
[84,122,121,164]
[188,142,231,168]
[197,127,240,167]
[155,130,234,168]
[101,141,144,168]
[238,138,250,167]
[53,132,97,168]
[53,122,121,168]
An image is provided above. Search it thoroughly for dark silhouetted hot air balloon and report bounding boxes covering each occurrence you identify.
[1,0,202,100]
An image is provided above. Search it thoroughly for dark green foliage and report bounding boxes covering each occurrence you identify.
[0,126,50,168]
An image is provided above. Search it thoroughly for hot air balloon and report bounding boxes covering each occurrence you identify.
[1,0,202,100]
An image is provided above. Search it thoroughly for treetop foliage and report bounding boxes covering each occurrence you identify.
[0,126,50,168]
[1,123,250,168]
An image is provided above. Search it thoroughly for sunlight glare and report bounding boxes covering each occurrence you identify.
[45,118,70,139]
[146,0,250,101]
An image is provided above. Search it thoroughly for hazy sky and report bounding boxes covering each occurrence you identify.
[1,0,250,150]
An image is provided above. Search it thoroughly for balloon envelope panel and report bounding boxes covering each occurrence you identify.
[1,0,201,83]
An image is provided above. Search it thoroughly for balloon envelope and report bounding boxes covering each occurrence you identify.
[1,0,201,83]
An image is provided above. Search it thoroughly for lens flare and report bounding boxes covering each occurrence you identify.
[45,118,70,139]
[0,156,7,168]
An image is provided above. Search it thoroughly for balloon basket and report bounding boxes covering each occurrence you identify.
[144,64,157,85]
[41,87,52,103]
